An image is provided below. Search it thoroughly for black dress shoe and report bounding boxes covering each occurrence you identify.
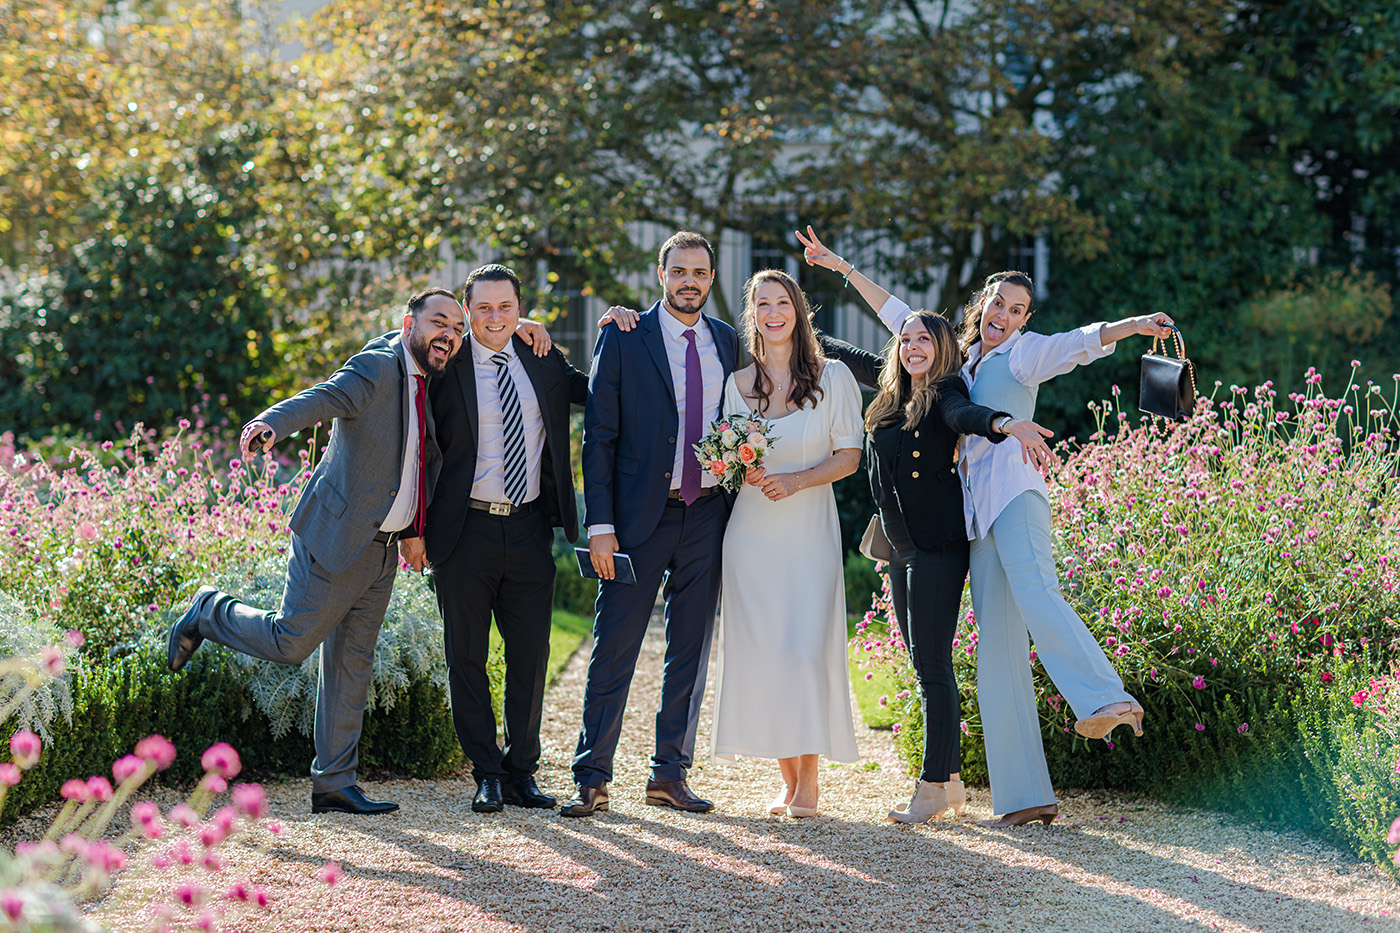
[559,783,609,817]
[502,775,556,809]
[311,785,399,815]
[472,777,504,813]
[645,778,713,813]
[168,586,218,672]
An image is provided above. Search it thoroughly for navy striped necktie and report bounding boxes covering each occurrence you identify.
[490,351,527,505]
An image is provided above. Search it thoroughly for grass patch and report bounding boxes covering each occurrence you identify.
[848,615,900,729]
[487,609,593,718]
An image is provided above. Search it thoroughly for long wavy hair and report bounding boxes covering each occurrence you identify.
[740,269,826,416]
[865,310,963,431]
[956,270,1036,355]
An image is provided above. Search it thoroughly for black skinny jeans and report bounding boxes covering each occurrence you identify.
[880,508,969,783]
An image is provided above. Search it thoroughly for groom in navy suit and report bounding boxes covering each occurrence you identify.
[562,231,739,816]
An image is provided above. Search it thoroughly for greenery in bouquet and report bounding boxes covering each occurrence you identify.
[693,414,779,493]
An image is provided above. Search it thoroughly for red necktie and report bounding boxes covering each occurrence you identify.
[413,374,427,537]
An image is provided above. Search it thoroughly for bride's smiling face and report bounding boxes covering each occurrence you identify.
[752,279,796,347]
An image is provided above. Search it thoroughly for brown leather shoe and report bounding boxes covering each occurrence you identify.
[644,779,712,813]
[559,784,609,817]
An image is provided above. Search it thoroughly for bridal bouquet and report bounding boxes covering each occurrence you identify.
[693,414,779,493]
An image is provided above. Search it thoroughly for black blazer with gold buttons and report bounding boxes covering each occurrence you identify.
[818,333,1009,551]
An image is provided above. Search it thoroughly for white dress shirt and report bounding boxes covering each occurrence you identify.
[587,305,724,539]
[468,333,545,504]
[875,295,1115,539]
[380,342,425,533]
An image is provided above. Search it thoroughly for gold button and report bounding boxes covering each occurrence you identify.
[914,431,920,438]
[912,450,920,458]
[911,471,920,479]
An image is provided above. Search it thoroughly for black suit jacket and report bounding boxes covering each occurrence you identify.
[819,333,1009,551]
[425,335,589,565]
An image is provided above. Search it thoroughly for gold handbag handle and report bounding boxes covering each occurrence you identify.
[1150,325,1197,400]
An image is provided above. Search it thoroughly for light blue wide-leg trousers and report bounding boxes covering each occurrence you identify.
[970,491,1135,815]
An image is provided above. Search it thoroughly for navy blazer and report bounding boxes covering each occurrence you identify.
[425,335,589,565]
[582,301,740,549]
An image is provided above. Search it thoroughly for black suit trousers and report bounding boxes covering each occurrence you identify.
[881,507,970,784]
[434,501,556,781]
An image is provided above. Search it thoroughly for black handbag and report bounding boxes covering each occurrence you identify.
[1139,325,1197,421]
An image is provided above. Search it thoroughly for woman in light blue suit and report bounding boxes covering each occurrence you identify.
[951,271,1173,826]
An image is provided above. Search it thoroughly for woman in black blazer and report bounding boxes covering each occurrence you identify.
[801,230,1053,824]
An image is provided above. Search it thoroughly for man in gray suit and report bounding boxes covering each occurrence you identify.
[167,288,466,814]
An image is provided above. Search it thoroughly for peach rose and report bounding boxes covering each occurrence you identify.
[709,459,726,475]
[738,444,757,464]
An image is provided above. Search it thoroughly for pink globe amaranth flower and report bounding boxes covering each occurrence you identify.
[134,734,176,771]
[225,882,250,902]
[77,520,97,541]
[86,776,113,801]
[203,853,225,872]
[9,730,41,770]
[210,806,238,835]
[960,721,970,735]
[1194,723,1205,731]
[265,820,285,836]
[176,883,202,907]
[86,840,127,874]
[169,803,200,829]
[1237,723,1250,735]
[0,891,22,923]
[0,763,20,787]
[112,754,146,785]
[318,860,343,886]
[64,629,85,648]
[200,824,227,849]
[60,779,90,802]
[1387,817,1400,847]
[201,774,228,795]
[1192,676,1206,690]
[201,743,241,779]
[891,722,901,735]
[232,783,267,820]
[39,645,64,676]
[255,887,271,909]
[59,833,90,858]
[1321,672,1335,684]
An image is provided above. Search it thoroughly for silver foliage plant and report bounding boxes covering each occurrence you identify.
[0,591,75,743]
[145,557,447,740]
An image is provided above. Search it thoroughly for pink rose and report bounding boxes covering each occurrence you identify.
[709,459,726,475]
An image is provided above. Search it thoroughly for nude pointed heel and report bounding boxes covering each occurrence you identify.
[1074,702,1145,740]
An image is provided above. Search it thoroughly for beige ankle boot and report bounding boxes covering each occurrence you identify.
[887,780,964,824]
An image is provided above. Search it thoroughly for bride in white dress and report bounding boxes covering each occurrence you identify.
[710,269,864,817]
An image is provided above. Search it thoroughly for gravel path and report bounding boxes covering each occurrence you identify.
[50,616,1400,930]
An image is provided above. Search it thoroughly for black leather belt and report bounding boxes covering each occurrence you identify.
[666,486,719,502]
[468,498,538,517]
[372,528,410,546]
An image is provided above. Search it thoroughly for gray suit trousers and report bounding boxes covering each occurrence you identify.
[197,532,398,793]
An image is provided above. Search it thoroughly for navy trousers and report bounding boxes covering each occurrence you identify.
[572,492,727,787]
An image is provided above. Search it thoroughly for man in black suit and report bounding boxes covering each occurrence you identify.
[414,264,588,813]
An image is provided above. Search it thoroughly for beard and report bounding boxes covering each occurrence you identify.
[407,327,453,376]
[664,281,710,316]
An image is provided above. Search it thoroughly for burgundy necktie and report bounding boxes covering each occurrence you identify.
[413,374,428,537]
[681,329,702,505]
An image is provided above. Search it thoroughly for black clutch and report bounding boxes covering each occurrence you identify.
[1139,326,1197,421]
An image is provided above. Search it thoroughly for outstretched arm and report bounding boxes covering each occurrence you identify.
[796,225,911,335]
[816,332,883,389]
[1099,314,1176,346]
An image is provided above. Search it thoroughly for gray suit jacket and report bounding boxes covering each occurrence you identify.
[254,333,441,575]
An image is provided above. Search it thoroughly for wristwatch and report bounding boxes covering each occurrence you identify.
[994,416,1013,434]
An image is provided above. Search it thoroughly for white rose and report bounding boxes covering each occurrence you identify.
[720,429,738,447]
